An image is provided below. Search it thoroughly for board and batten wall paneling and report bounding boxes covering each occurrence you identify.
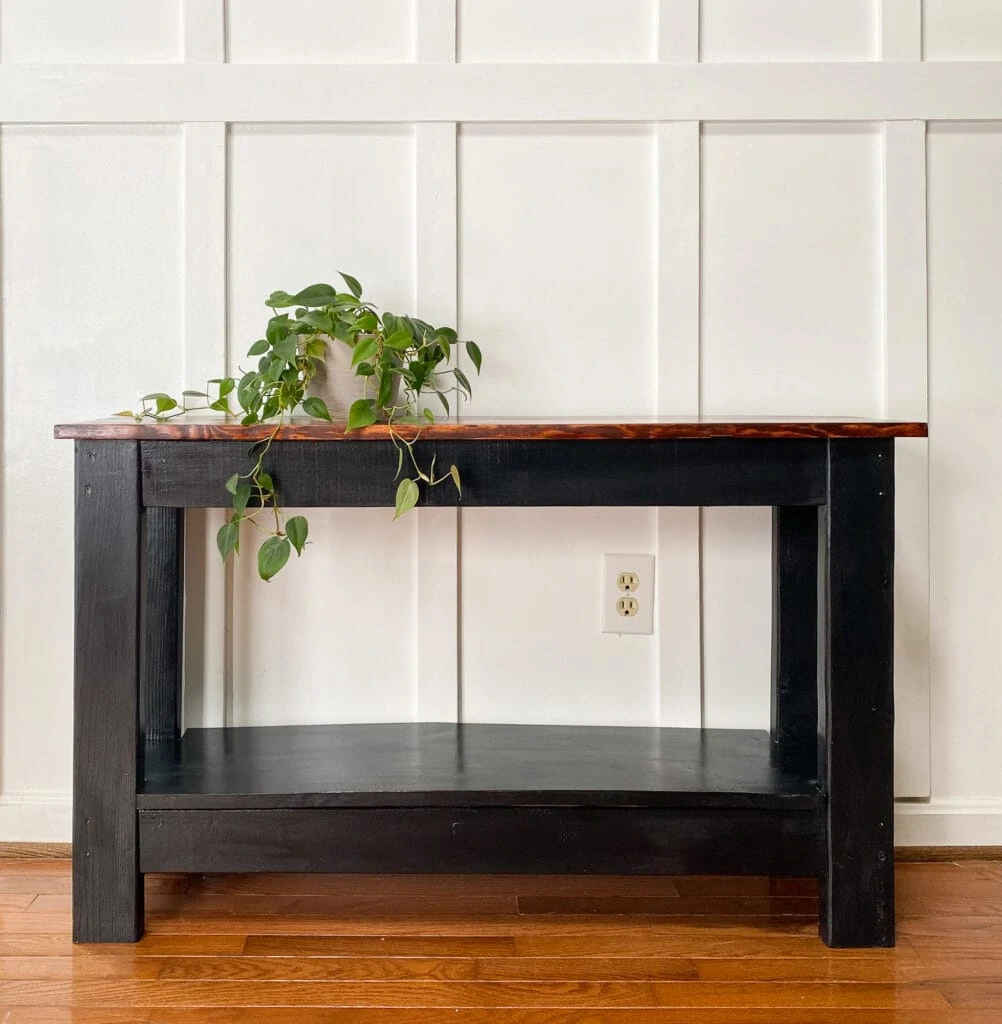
[0,126,183,837]
[0,0,956,837]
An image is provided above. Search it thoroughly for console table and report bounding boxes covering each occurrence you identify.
[55,416,927,948]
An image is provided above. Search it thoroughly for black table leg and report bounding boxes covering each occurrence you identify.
[73,441,143,942]
[819,439,895,948]
[142,508,185,743]
[771,505,820,760]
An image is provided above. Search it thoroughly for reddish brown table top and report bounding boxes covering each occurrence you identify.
[54,415,928,442]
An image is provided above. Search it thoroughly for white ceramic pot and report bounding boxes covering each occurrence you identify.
[306,337,365,421]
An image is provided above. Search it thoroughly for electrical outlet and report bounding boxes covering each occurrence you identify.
[602,554,654,635]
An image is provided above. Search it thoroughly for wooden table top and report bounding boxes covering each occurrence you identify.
[54,415,928,442]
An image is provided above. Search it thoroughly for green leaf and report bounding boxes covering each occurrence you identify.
[241,412,259,425]
[292,283,338,307]
[437,327,458,345]
[265,290,296,308]
[286,515,309,555]
[449,464,462,498]
[216,521,240,562]
[225,473,240,495]
[351,336,380,367]
[266,316,291,344]
[209,398,231,413]
[257,472,274,493]
[339,271,363,299]
[141,392,172,403]
[182,390,209,398]
[355,361,375,377]
[113,409,135,418]
[454,366,472,396]
[346,398,378,431]
[423,408,435,423]
[257,535,291,581]
[272,336,297,363]
[466,341,483,374]
[305,338,327,360]
[247,339,269,356]
[298,310,335,334]
[302,396,332,422]
[437,390,450,415]
[354,311,378,332]
[233,482,252,514]
[384,329,412,351]
[382,312,398,336]
[394,444,404,480]
[394,478,420,520]
[155,396,178,413]
[218,378,236,397]
[376,371,394,410]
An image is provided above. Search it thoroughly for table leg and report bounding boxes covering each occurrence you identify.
[142,508,184,743]
[819,439,895,948]
[73,441,143,942]
[771,505,820,759]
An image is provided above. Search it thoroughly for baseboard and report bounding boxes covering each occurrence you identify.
[0,792,71,843]
[0,843,71,859]
[895,799,1002,847]
[3,793,1002,852]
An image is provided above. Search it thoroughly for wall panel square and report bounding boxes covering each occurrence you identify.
[459,0,656,62]
[227,124,418,726]
[0,0,181,62]
[1,126,183,793]
[924,0,1002,60]
[227,0,414,63]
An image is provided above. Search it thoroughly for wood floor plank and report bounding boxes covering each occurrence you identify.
[0,934,245,957]
[241,935,518,957]
[188,874,682,898]
[670,877,817,898]
[3,1011,151,1024]
[0,979,662,1008]
[519,896,817,917]
[651,981,950,1009]
[0,956,162,979]
[692,954,1002,984]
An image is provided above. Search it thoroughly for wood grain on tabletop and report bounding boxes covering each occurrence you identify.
[0,859,1000,1022]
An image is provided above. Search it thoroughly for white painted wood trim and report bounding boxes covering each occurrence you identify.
[414,1,460,723]
[4,62,1002,123]
[881,0,923,62]
[183,0,226,64]
[658,0,700,63]
[896,800,1002,846]
[656,122,702,728]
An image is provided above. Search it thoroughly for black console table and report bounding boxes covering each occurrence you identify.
[55,416,927,948]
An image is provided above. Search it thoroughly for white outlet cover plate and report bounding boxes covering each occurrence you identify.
[602,553,655,636]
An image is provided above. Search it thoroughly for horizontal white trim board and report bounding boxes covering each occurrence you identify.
[2,62,1002,123]
[2,793,1002,846]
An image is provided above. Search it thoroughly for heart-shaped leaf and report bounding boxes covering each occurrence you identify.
[286,515,309,556]
[258,535,291,581]
[302,396,332,422]
[347,399,378,431]
[394,478,420,520]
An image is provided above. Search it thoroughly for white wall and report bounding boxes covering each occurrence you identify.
[0,0,998,844]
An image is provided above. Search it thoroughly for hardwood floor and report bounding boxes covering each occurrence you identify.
[1,860,1002,1022]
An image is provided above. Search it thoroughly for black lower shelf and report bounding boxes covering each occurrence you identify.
[139,722,821,811]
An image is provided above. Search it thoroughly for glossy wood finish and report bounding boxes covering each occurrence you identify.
[73,442,143,943]
[54,415,929,442]
[0,859,1000,1023]
[139,724,821,810]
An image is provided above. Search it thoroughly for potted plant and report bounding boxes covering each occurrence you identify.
[120,272,482,580]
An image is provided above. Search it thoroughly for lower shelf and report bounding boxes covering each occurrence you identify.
[139,722,821,811]
[138,725,823,878]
